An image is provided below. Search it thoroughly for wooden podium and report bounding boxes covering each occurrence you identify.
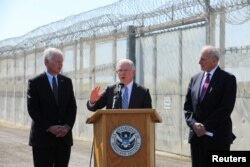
[86,109,162,167]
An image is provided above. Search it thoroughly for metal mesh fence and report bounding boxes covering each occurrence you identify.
[0,0,250,156]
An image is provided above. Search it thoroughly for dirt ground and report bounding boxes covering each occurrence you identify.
[0,123,191,167]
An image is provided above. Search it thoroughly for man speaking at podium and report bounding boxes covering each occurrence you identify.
[87,59,152,111]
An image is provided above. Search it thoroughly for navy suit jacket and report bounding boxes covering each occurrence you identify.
[87,82,152,111]
[27,73,77,147]
[184,67,237,145]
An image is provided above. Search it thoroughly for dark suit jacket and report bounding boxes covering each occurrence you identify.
[27,72,77,147]
[184,67,237,145]
[87,82,152,111]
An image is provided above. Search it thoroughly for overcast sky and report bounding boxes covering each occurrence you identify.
[0,0,118,41]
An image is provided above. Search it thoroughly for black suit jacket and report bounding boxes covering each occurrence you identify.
[184,67,237,145]
[27,73,77,147]
[87,82,152,111]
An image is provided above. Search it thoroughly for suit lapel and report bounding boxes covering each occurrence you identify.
[57,74,64,106]
[43,72,61,106]
[196,72,204,101]
[202,67,221,100]
[128,83,137,108]
[41,73,57,104]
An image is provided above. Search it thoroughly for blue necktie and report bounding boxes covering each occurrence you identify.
[122,86,129,109]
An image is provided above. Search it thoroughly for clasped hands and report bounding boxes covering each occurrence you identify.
[48,125,70,137]
[193,122,206,137]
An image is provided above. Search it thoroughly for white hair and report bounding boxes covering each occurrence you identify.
[202,45,220,60]
[43,47,63,62]
[116,59,135,70]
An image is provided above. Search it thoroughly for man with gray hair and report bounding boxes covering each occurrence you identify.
[27,47,77,167]
[87,58,152,111]
[183,45,237,167]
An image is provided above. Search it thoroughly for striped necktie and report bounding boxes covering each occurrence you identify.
[122,86,129,109]
[200,73,210,101]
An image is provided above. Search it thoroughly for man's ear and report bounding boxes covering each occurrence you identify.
[133,69,136,76]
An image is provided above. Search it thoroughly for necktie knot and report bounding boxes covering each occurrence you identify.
[205,73,210,81]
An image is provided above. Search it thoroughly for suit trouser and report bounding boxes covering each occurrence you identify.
[32,140,71,167]
[190,139,230,167]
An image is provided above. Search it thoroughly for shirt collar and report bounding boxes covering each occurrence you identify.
[124,80,133,90]
[205,65,218,77]
[45,71,57,80]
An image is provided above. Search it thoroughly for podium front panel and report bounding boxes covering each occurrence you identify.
[89,109,160,167]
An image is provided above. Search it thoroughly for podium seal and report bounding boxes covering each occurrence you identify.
[110,125,142,157]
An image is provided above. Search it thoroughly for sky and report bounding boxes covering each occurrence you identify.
[0,0,119,41]
[0,0,249,48]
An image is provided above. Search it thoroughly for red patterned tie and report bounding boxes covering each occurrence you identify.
[200,73,210,101]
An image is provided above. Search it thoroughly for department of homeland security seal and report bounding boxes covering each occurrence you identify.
[110,125,142,157]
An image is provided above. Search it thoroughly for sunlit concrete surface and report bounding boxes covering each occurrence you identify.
[0,123,191,167]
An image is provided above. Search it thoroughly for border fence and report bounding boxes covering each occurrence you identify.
[0,0,250,156]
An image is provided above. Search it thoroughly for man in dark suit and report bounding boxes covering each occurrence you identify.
[27,47,77,167]
[183,45,237,167]
[87,59,152,111]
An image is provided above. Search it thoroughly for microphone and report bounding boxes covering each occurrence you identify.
[117,83,124,94]
[112,83,124,109]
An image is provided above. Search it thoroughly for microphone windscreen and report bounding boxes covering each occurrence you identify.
[119,83,124,87]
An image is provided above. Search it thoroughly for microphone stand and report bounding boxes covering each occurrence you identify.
[89,138,94,167]
[112,83,124,109]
